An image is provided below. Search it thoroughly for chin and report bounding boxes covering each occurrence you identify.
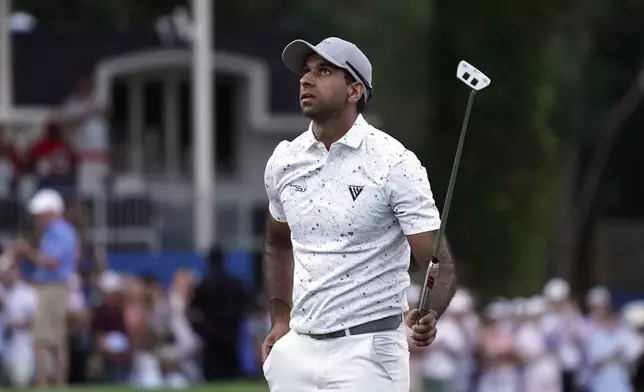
[300,105,318,118]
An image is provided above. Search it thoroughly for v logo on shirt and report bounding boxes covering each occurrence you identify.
[348,185,364,201]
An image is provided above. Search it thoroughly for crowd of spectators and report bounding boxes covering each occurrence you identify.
[0,74,110,202]
[0,188,263,388]
[407,280,644,392]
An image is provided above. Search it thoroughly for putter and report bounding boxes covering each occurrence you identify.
[417,61,491,318]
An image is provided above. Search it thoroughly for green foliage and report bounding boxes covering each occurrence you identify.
[416,0,571,298]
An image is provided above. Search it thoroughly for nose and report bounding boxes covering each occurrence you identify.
[300,71,314,88]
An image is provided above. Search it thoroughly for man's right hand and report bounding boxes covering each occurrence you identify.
[261,322,290,364]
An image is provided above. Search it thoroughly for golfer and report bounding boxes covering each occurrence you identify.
[261,37,457,391]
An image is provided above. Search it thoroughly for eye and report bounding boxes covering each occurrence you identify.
[301,67,310,76]
[320,67,332,76]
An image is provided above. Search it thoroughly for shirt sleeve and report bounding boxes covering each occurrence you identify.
[264,148,287,222]
[387,150,441,235]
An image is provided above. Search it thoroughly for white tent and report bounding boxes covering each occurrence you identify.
[0,0,216,251]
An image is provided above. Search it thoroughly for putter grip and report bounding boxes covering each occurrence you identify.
[418,257,440,316]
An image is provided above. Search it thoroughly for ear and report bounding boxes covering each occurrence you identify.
[348,82,365,104]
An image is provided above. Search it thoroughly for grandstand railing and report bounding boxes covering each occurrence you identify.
[0,188,267,252]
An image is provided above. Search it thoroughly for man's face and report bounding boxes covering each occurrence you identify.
[590,304,610,319]
[548,299,564,312]
[34,212,54,229]
[299,54,362,120]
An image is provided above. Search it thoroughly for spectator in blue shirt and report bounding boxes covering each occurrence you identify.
[12,188,78,388]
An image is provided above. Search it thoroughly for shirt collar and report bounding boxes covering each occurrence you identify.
[303,114,369,150]
[44,217,64,232]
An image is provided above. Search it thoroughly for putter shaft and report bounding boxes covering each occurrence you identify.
[418,90,477,317]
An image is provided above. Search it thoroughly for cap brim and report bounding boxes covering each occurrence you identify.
[27,202,61,215]
[281,39,344,76]
[27,204,45,215]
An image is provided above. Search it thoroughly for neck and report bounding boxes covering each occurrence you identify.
[43,214,59,227]
[312,111,358,150]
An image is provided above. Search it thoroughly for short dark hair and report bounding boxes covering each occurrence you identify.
[344,71,366,114]
[207,245,224,269]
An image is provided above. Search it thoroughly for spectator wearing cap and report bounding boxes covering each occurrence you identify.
[90,270,130,384]
[450,290,478,392]
[542,278,584,392]
[421,290,474,392]
[514,296,562,392]
[11,188,78,388]
[581,286,634,392]
[476,300,521,392]
[586,286,614,328]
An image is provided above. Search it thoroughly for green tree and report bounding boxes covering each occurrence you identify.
[427,0,574,298]
[550,0,644,293]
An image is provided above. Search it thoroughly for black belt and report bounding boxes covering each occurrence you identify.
[305,314,402,340]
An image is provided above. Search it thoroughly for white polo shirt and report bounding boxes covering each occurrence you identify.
[264,115,441,334]
[1,281,38,344]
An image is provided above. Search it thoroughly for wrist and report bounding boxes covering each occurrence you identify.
[271,317,290,327]
[269,297,291,326]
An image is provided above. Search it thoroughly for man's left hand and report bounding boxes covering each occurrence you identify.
[405,309,438,347]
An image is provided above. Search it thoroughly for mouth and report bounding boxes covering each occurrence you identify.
[300,93,315,102]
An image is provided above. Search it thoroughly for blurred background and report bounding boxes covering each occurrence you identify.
[0,0,643,391]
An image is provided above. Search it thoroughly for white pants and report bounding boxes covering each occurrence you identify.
[263,325,410,392]
[4,335,35,388]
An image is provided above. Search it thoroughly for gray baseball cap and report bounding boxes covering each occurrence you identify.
[282,37,374,101]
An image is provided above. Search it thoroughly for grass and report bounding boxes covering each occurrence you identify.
[10,382,268,392]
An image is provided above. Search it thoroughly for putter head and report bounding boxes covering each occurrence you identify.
[457,61,490,91]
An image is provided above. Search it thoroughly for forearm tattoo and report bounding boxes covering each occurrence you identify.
[263,232,294,323]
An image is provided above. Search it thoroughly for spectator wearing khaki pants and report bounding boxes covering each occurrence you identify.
[11,189,78,388]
